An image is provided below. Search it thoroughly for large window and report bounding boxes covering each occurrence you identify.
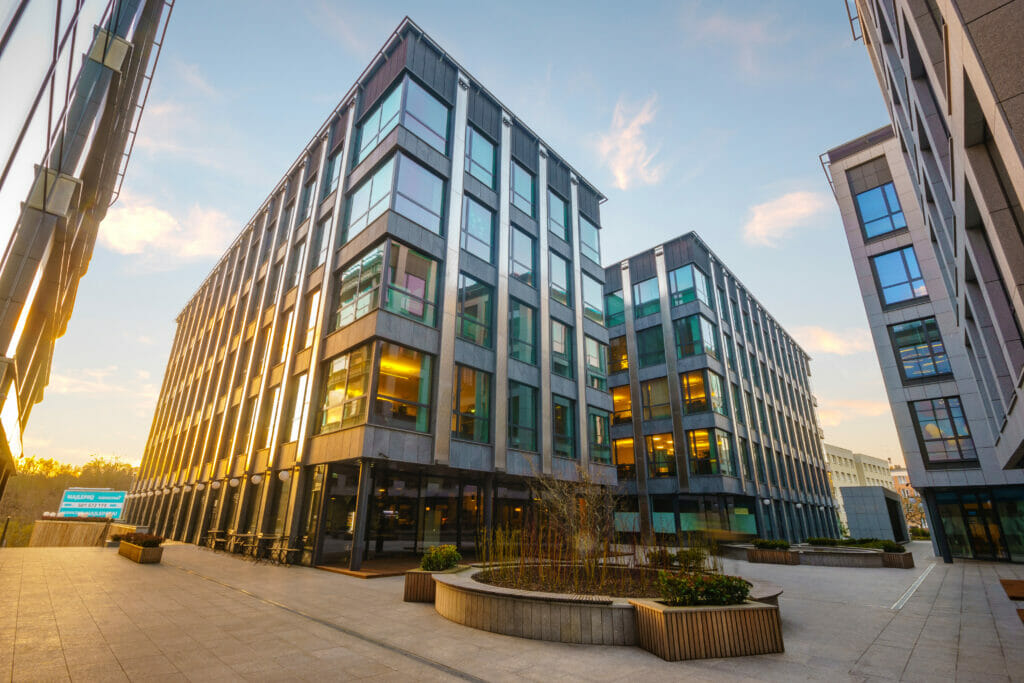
[636,326,665,368]
[298,180,316,224]
[286,373,309,442]
[466,126,496,188]
[707,371,727,415]
[890,317,951,380]
[511,161,535,216]
[680,370,707,413]
[345,157,395,240]
[580,215,600,264]
[910,396,978,465]
[384,243,438,326]
[461,195,495,262]
[668,264,711,307]
[452,365,491,443]
[551,319,574,378]
[605,290,624,326]
[456,274,493,347]
[588,409,611,464]
[646,434,676,478]
[582,274,604,324]
[872,246,927,306]
[609,336,628,372]
[376,343,432,432]
[614,438,635,480]
[632,277,660,318]
[510,227,536,287]
[550,252,571,307]
[286,240,306,290]
[584,337,607,391]
[509,299,537,364]
[323,149,343,198]
[508,382,538,451]
[355,84,401,163]
[552,395,576,459]
[611,385,632,425]
[548,189,569,242]
[302,290,320,349]
[311,215,331,269]
[393,154,445,234]
[688,428,734,476]
[855,181,906,238]
[334,245,383,329]
[319,344,371,433]
[674,314,718,359]
[641,378,670,420]
[355,76,449,164]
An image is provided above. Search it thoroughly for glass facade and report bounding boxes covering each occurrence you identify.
[509,299,537,364]
[510,227,536,287]
[466,126,496,188]
[385,244,437,326]
[456,273,493,347]
[910,396,977,466]
[872,246,927,306]
[605,290,624,326]
[688,428,734,476]
[508,382,538,451]
[550,252,571,307]
[548,189,569,242]
[614,438,635,480]
[588,409,611,464]
[609,335,628,373]
[552,395,576,459]
[319,344,371,433]
[890,317,950,380]
[632,277,659,318]
[640,378,670,420]
[584,336,608,391]
[551,319,573,378]
[580,215,600,264]
[582,273,604,324]
[855,181,906,238]
[511,161,535,216]
[452,365,491,443]
[461,195,494,262]
[376,343,432,433]
[646,434,676,478]
[635,326,665,367]
[611,385,632,425]
[355,76,449,164]
[668,264,711,307]
[335,245,384,329]
[674,314,718,358]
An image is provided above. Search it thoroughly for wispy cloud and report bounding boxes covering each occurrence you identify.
[304,0,377,57]
[742,191,830,246]
[681,3,792,77]
[49,366,123,395]
[792,326,874,356]
[817,399,892,428]
[175,61,218,99]
[598,95,666,191]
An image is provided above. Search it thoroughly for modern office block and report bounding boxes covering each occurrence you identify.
[124,18,612,569]
[824,442,894,528]
[603,233,839,543]
[825,0,1024,562]
[0,0,172,502]
[840,486,909,543]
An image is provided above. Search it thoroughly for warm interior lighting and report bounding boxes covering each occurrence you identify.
[379,357,421,378]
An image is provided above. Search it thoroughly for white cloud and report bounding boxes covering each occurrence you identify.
[682,3,791,77]
[598,95,666,191]
[792,326,873,356]
[817,399,891,428]
[176,61,218,99]
[742,191,830,246]
[48,366,122,395]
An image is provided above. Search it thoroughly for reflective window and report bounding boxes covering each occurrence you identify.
[334,245,383,329]
[872,246,927,305]
[302,290,320,348]
[511,161,535,216]
[646,434,676,478]
[550,252,571,307]
[287,373,309,442]
[584,336,607,391]
[707,371,727,416]
[605,290,624,326]
[551,319,573,378]
[355,84,402,163]
[632,277,660,318]
[322,149,343,198]
[856,181,906,238]
[461,195,494,262]
[508,381,538,451]
[466,126,496,188]
[641,378,670,420]
[403,78,449,154]
[319,344,371,433]
[552,395,576,459]
[456,273,493,347]
[636,326,665,368]
[375,343,432,432]
[258,386,281,449]
[614,438,635,480]
[510,227,536,287]
[609,336,628,372]
[680,370,707,413]
[890,317,951,380]
[345,157,395,240]
[277,310,295,364]
[688,428,735,476]
[582,274,604,324]
[674,314,719,358]
[287,240,306,290]
[509,299,537,364]
[548,189,569,242]
[298,180,316,224]
[611,385,632,425]
[580,215,600,264]
[394,154,445,234]
[731,384,744,424]
[911,396,977,465]
[311,215,331,269]
[385,243,438,326]
[588,409,611,464]
[452,365,491,443]
[668,264,711,307]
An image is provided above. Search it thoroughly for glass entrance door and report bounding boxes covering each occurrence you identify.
[962,492,1008,561]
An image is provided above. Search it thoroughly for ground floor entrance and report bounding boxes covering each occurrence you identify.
[929,486,1024,562]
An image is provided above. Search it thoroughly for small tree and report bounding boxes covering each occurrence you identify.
[902,497,926,528]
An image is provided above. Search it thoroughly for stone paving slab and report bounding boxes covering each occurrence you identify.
[1,541,1021,681]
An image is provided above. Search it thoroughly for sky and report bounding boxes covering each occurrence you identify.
[14,0,905,468]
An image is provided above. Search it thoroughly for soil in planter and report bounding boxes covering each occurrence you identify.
[475,564,665,598]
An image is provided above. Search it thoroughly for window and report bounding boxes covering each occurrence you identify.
[319,344,371,433]
[384,243,438,326]
[375,343,432,432]
[548,189,569,241]
[355,76,449,164]
[584,337,607,391]
[731,385,744,424]
[855,181,906,238]
[322,149,343,198]
[466,126,496,188]
[456,273,493,347]
[334,245,383,329]
[611,385,632,425]
[311,215,331,269]
[580,215,600,264]
[641,378,670,420]
[688,429,734,476]
[636,326,665,367]
[286,373,308,442]
[719,289,729,322]
[355,84,401,163]
[302,290,320,348]
[277,310,294,364]
[707,371,727,416]
[551,319,573,378]
[450,197,491,265]
[872,246,927,305]
[614,438,635,480]
[890,317,951,380]
[258,386,281,449]
[588,409,611,464]
[508,382,538,451]
[511,161,535,216]
[646,434,676,478]
[609,336,628,372]
[550,252,571,307]
[287,240,306,290]
[723,333,736,372]
[910,396,977,465]
[452,365,491,443]
[393,154,445,234]
[582,274,604,324]
[509,299,537,364]
[632,277,659,318]
[510,227,536,287]
[345,157,394,240]
[552,395,576,459]
[668,264,711,307]
[605,290,624,326]
[674,314,718,358]
[680,370,707,413]
[298,180,316,224]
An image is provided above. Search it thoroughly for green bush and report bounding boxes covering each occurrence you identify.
[646,547,674,568]
[753,539,790,550]
[120,532,163,548]
[420,544,461,571]
[910,526,930,539]
[806,537,839,546]
[658,571,751,607]
[675,547,708,572]
[877,540,906,553]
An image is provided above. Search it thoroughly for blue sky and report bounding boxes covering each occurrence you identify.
[22,0,904,467]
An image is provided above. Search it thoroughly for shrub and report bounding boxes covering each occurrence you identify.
[120,532,163,548]
[658,571,750,607]
[646,547,674,568]
[806,537,839,546]
[110,533,126,542]
[753,539,790,550]
[910,526,930,539]
[675,547,708,572]
[877,540,906,553]
[420,544,461,571]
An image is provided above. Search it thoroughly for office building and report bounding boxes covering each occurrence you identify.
[604,233,838,543]
[823,443,894,528]
[123,18,612,570]
[825,0,1024,561]
[0,0,172,501]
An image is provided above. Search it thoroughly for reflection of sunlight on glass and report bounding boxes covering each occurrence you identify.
[924,423,943,438]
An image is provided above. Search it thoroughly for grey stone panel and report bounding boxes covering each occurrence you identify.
[463,175,498,210]
[508,278,540,307]
[458,249,498,286]
[449,440,494,471]
[640,417,673,435]
[506,451,541,476]
[385,212,447,261]
[507,359,540,387]
[509,205,537,233]
[550,374,577,399]
[364,426,433,465]
[548,233,572,259]
[453,338,496,374]
[551,457,580,480]
[584,386,612,411]
[580,257,605,282]
[374,310,441,355]
[636,365,668,383]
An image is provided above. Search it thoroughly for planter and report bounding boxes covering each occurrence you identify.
[746,548,798,565]
[882,551,915,569]
[404,566,470,602]
[629,599,784,661]
[797,549,882,568]
[118,541,163,564]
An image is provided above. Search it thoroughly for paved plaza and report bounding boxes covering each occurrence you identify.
[1,542,1022,682]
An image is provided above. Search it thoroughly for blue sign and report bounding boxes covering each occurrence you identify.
[57,489,126,518]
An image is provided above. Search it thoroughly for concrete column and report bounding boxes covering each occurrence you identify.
[349,458,374,571]
[619,262,653,542]
[923,489,952,563]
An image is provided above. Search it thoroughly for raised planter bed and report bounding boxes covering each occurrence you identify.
[118,541,163,564]
[797,548,882,568]
[881,551,915,569]
[404,566,467,602]
[746,548,799,565]
[629,598,784,661]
